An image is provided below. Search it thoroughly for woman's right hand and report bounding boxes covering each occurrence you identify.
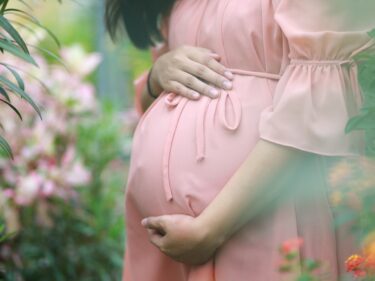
[150,45,234,100]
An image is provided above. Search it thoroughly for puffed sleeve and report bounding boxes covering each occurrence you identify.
[259,0,375,156]
[133,16,170,116]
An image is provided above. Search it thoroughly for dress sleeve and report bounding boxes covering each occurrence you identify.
[133,16,170,116]
[259,0,375,156]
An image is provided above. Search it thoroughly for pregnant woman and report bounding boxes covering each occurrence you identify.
[106,0,375,280]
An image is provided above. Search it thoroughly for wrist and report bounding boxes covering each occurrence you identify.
[148,65,163,98]
[194,214,228,249]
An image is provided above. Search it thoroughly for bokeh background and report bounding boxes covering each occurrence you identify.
[0,1,152,280]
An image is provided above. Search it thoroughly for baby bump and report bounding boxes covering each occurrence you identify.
[126,76,274,217]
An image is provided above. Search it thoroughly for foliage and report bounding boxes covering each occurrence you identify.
[346,29,375,156]
[278,238,330,281]
[281,157,375,281]
[0,39,135,280]
[328,157,375,280]
[0,0,63,158]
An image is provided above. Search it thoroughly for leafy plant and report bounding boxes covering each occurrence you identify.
[0,40,132,280]
[328,157,375,281]
[0,0,61,158]
[345,28,375,156]
[278,238,330,281]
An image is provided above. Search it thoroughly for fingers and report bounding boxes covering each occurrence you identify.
[181,60,232,95]
[188,49,234,82]
[142,216,167,235]
[146,228,164,248]
[172,69,221,99]
[163,80,201,100]
[158,45,234,100]
[143,218,168,250]
[208,52,221,61]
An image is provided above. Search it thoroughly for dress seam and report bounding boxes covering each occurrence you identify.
[261,0,274,99]
[220,0,231,65]
[260,0,267,73]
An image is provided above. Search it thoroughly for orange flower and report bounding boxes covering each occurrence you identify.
[365,255,375,270]
[363,232,375,259]
[363,235,375,273]
[345,255,365,272]
[353,269,367,278]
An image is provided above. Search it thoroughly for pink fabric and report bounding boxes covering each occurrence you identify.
[123,0,375,280]
[258,0,375,156]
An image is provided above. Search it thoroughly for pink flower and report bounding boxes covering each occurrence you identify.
[40,180,56,197]
[280,238,304,254]
[2,188,15,198]
[61,145,76,167]
[64,161,91,187]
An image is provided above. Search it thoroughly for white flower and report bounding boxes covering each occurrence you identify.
[64,161,91,187]
[15,173,43,206]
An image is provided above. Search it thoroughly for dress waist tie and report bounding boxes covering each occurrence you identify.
[162,68,281,202]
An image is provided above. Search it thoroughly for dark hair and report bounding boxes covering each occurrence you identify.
[105,0,176,49]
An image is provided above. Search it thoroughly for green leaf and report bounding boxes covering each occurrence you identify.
[0,14,29,53]
[4,8,61,48]
[297,274,315,281]
[0,39,37,66]
[0,75,42,119]
[0,134,13,159]
[303,259,321,272]
[30,44,65,67]
[0,0,9,14]
[0,230,17,243]
[0,85,9,101]
[0,62,25,90]
[368,28,375,39]
[0,98,23,120]
[345,112,375,133]
[285,252,298,261]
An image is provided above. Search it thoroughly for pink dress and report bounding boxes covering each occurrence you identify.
[123,0,375,280]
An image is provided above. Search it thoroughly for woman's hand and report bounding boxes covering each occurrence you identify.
[141,214,223,265]
[150,45,234,100]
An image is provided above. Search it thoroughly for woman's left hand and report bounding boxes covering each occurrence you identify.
[141,214,221,265]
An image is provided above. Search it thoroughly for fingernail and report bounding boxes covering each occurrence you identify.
[209,53,221,60]
[224,70,234,80]
[222,80,232,90]
[209,88,219,97]
[141,218,147,226]
[191,91,200,99]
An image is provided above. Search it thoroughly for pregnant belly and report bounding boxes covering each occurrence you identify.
[126,76,274,217]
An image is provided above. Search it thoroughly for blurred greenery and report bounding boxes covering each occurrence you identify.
[0,2,140,280]
[1,103,127,281]
[346,29,375,156]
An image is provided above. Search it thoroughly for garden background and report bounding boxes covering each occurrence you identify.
[0,1,375,281]
[0,1,151,280]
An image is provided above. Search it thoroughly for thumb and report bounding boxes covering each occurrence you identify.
[141,216,168,235]
[146,228,164,247]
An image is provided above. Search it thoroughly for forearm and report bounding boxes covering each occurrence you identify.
[196,139,306,246]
